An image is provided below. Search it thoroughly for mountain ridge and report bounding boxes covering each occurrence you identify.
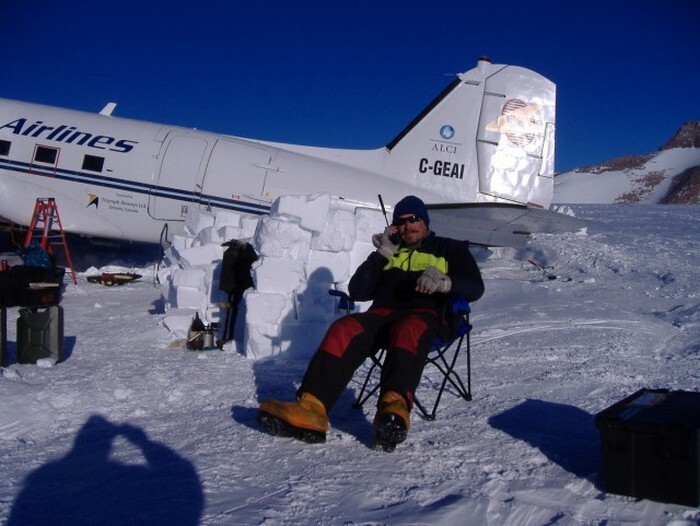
[554,122,700,204]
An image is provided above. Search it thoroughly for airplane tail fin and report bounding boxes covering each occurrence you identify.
[385,58,556,208]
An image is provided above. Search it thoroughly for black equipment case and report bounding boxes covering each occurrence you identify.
[0,266,65,308]
[595,388,700,506]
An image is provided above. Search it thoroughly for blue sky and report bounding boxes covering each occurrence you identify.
[1,1,698,173]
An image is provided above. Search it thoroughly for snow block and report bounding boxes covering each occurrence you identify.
[195,226,223,247]
[162,246,179,269]
[176,286,208,311]
[172,268,206,290]
[213,209,243,230]
[244,292,293,325]
[311,208,357,252]
[272,193,332,233]
[244,323,282,359]
[156,264,172,285]
[293,281,338,322]
[241,215,260,239]
[163,308,199,338]
[252,258,304,294]
[178,244,225,268]
[305,250,352,284]
[203,264,227,306]
[204,303,223,325]
[185,207,216,235]
[354,207,386,241]
[171,234,193,252]
[254,217,312,260]
[218,225,245,243]
[348,240,375,277]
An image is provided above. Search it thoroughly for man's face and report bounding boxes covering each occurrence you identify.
[392,214,429,245]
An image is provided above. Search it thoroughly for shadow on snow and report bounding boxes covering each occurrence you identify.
[489,399,602,484]
[8,414,204,526]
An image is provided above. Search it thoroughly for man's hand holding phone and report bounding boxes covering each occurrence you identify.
[372,226,401,260]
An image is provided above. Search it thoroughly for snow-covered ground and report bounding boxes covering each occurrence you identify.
[1,204,699,525]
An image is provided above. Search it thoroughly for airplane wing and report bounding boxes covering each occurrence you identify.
[425,203,586,247]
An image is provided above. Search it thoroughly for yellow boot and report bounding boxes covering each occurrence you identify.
[257,392,328,443]
[373,391,410,452]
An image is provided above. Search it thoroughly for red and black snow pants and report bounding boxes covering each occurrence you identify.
[297,307,441,412]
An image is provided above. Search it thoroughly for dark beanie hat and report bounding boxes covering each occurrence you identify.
[392,195,430,227]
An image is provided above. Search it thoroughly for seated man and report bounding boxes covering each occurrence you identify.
[257,195,485,450]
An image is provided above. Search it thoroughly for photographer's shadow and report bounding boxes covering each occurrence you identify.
[8,414,203,526]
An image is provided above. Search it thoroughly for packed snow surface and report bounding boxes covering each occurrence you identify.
[1,204,699,525]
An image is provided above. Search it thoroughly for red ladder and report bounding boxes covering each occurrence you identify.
[23,198,77,284]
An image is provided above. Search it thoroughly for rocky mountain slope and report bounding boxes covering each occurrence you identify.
[554,122,700,204]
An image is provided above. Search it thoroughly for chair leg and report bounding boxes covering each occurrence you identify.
[352,329,473,421]
[353,350,385,409]
[431,335,472,402]
[413,396,435,421]
[415,332,472,420]
[465,330,472,401]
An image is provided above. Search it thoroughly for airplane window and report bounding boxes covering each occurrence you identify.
[82,154,105,172]
[34,146,59,164]
[0,140,10,156]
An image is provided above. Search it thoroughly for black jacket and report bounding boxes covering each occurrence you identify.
[219,241,258,294]
[348,232,484,313]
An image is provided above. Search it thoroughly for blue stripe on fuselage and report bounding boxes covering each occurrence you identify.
[0,158,271,215]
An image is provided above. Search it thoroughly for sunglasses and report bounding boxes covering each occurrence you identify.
[392,215,422,226]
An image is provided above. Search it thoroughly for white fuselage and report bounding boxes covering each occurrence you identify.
[0,59,557,244]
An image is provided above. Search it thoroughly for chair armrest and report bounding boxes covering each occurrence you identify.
[450,299,471,315]
[328,289,355,313]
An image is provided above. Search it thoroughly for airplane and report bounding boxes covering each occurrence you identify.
[0,57,583,248]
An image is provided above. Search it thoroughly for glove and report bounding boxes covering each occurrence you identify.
[416,265,452,294]
[372,226,400,260]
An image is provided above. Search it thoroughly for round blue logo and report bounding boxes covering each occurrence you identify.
[439,125,455,140]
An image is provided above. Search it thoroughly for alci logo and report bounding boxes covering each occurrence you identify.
[439,125,455,140]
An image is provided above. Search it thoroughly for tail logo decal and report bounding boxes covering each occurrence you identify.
[485,99,542,148]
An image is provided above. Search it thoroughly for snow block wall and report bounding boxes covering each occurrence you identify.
[159,194,386,360]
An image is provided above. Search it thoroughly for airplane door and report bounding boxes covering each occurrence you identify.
[149,134,209,220]
[201,139,274,201]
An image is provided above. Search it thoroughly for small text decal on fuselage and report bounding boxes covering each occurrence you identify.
[418,158,464,179]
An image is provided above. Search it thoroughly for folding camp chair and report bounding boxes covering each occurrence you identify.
[329,291,473,421]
